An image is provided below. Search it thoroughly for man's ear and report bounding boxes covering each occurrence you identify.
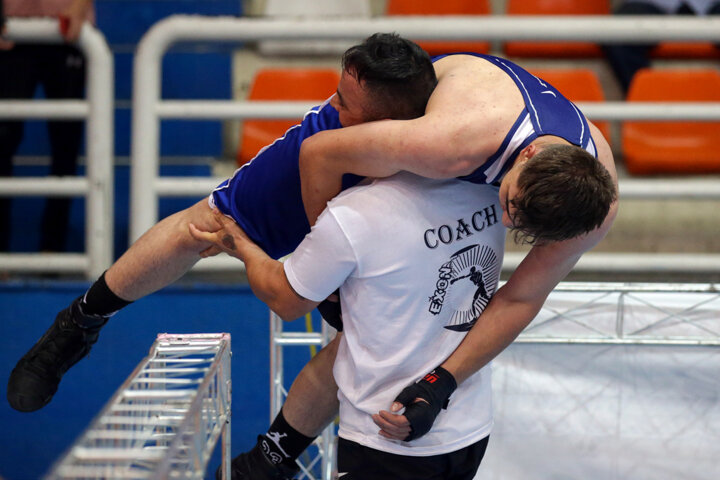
[518,144,538,163]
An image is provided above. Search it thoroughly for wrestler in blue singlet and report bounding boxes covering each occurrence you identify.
[212,54,599,259]
[432,53,598,186]
[211,98,362,259]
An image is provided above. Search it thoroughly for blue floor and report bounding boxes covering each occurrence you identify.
[0,280,318,479]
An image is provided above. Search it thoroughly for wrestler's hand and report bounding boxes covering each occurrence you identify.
[379,366,457,442]
[188,209,252,260]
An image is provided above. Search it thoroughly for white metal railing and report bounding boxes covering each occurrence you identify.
[0,18,114,279]
[45,333,232,480]
[131,15,720,274]
[269,313,335,480]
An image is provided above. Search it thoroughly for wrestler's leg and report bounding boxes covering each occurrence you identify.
[224,335,341,480]
[8,199,221,412]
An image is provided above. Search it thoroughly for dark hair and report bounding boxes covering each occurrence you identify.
[342,33,437,121]
[509,144,617,244]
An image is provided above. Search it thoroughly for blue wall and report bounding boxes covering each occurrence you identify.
[0,280,321,480]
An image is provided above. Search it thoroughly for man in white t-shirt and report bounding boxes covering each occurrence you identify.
[190,172,505,479]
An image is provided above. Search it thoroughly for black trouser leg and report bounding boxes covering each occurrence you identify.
[601,2,664,94]
[0,45,40,251]
[40,45,86,252]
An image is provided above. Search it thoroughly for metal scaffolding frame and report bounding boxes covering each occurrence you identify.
[269,314,336,480]
[519,282,720,346]
[269,282,720,479]
[45,333,232,480]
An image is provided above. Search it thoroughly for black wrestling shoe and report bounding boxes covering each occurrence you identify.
[7,298,107,412]
[216,437,299,480]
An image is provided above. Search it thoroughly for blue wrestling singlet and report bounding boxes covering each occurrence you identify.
[211,98,362,259]
[213,54,599,259]
[432,53,599,185]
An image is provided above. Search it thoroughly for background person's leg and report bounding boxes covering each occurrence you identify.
[41,45,85,252]
[601,2,664,94]
[0,45,40,251]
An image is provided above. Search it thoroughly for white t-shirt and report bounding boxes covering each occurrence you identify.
[285,172,506,456]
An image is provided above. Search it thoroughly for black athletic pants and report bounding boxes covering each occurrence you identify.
[602,1,720,94]
[0,44,85,251]
[337,435,489,480]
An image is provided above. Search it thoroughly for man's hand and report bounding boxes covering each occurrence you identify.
[188,209,253,260]
[371,408,412,441]
[373,366,457,442]
[0,26,14,50]
[60,0,92,42]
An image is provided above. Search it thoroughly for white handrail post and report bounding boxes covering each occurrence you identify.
[0,18,113,279]
[130,22,170,243]
[79,22,115,278]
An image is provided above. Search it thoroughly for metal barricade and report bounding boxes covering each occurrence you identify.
[269,313,335,480]
[45,333,232,480]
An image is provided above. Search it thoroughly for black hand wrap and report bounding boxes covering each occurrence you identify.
[393,366,457,442]
[317,289,343,332]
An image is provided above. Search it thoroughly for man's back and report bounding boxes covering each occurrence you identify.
[285,172,505,456]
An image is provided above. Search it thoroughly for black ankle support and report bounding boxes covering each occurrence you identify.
[81,271,132,317]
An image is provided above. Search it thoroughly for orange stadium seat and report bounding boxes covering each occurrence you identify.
[503,0,610,58]
[386,0,491,55]
[237,68,340,166]
[622,68,720,175]
[651,42,720,59]
[529,69,611,143]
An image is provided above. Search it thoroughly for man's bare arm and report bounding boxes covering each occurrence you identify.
[441,238,585,383]
[299,115,481,224]
[377,120,619,439]
[189,211,319,321]
[442,121,619,383]
[375,211,617,441]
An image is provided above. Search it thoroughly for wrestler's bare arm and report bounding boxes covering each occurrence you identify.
[300,116,475,223]
[188,211,319,321]
[300,58,514,223]
[374,121,617,439]
[441,120,618,383]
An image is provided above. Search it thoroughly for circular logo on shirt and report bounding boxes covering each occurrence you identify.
[427,244,500,331]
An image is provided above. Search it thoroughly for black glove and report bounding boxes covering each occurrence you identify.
[317,289,343,332]
[393,366,457,442]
